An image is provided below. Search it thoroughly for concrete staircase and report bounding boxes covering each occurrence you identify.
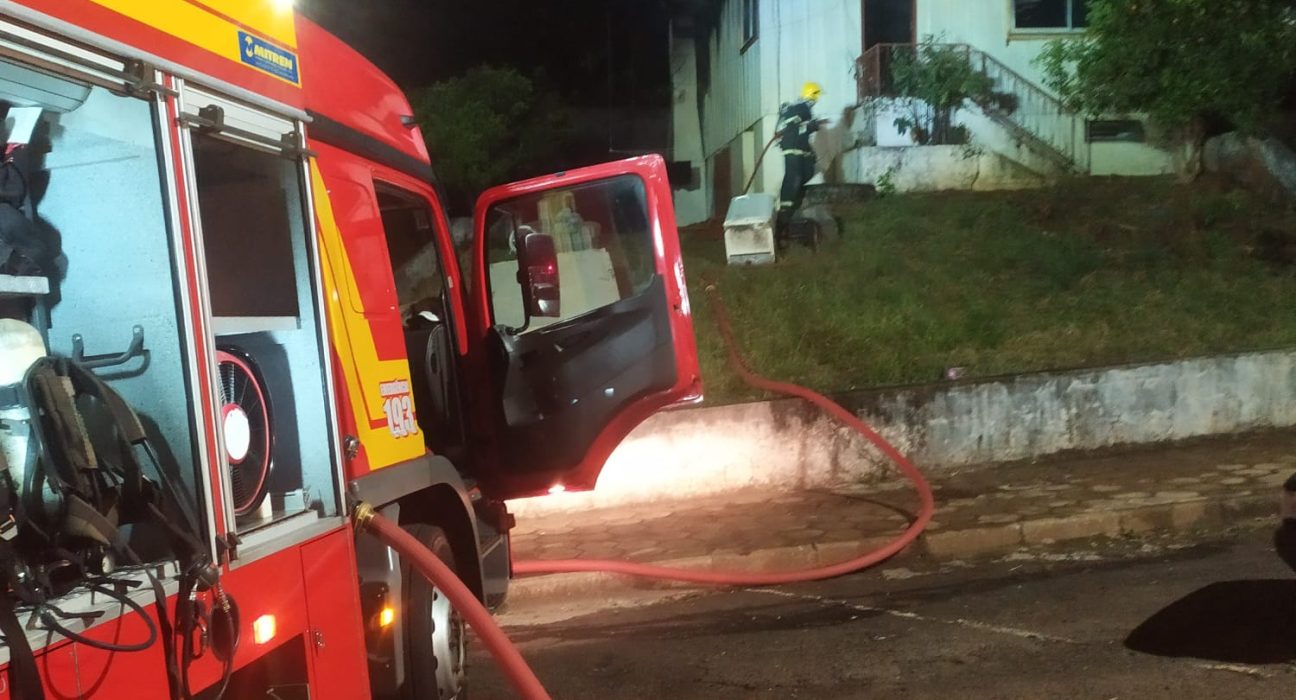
[856,43,1083,174]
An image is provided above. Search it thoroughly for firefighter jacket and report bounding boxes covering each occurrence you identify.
[778,100,818,156]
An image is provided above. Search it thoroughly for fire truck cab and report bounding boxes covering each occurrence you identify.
[0,1,699,698]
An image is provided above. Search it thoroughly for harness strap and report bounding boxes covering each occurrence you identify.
[62,493,118,547]
[63,361,204,541]
[27,364,91,492]
[0,593,43,700]
[176,572,199,700]
[148,570,183,700]
[0,536,44,700]
[65,361,146,444]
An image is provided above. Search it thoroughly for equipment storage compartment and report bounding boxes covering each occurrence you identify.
[0,50,221,654]
[0,60,206,540]
[183,88,340,553]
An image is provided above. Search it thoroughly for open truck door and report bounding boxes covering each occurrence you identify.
[470,155,701,499]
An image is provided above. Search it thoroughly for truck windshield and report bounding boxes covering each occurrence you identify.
[0,58,204,547]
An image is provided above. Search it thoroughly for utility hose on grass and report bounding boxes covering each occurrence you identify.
[355,284,937,699]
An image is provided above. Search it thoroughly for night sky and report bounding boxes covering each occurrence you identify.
[299,1,673,119]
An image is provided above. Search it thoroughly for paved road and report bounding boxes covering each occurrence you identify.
[474,526,1296,699]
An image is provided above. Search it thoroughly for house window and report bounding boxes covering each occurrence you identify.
[1014,0,1088,30]
[742,0,759,48]
[1086,119,1146,143]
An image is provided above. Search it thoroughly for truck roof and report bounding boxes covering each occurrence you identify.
[7,1,431,172]
[296,16,432,169]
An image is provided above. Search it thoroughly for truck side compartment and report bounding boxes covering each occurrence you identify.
[0,4,698,699]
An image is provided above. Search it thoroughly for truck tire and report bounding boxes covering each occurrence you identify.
[401,523,468,700]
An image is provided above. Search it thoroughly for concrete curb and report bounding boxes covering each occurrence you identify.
[511,348,1296,518]
[505,492,1277,606]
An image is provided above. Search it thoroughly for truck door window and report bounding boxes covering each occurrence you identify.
[185,98,340,553]
[377,185,445,323]
[486,174,655,332]
[374,183,465,456]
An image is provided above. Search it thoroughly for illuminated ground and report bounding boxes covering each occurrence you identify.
[507,432,1293,600]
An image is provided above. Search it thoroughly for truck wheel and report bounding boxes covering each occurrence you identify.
[402,523,468,700]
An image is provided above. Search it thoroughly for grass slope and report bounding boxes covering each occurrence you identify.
[683,177,1296,404]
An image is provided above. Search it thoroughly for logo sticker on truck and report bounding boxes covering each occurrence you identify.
[239,31,300,84]
[379,380,419,439]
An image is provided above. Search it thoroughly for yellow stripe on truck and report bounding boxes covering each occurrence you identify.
[88,0,300,83]
[312,162,424,470]
[194,0,297,47]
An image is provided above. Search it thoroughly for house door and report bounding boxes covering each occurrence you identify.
[712,146,732,220]
[863,0,915,49]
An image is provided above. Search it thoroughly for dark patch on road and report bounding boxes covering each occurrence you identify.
[1126,579,1296,664]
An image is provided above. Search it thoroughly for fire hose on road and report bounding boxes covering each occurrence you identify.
[355,285,938,699]
[354,504,554,700]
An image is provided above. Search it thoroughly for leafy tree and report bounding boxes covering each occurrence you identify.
[409,66,573,213]
[1039,0,1296,178]
[887,40,997,145]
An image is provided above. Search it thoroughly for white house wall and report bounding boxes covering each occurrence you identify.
[917,0,1054,87]
[755,0,863,193]
[699,0,765,164]
[843,145,1048,193]
[761,0,861,120]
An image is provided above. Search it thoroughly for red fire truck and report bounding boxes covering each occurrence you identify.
[0,1,700,697]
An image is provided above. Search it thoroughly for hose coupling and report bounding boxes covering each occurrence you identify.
[353,502,377,531]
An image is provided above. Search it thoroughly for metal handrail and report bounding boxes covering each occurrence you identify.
[855,43,1082,171]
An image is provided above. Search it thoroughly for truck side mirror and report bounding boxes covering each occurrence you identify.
[517,231,560,318]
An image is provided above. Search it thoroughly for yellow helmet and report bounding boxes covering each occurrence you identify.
[802,81,823,102]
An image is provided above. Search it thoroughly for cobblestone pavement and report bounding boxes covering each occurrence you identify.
[510,432,1296,591]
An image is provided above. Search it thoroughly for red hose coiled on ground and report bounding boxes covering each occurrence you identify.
[512,285,936,584]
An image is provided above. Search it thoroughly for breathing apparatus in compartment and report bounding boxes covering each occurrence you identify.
[0,319,238,699]
[0,319,42,533]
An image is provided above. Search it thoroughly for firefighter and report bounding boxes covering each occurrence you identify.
[776,81,824,247]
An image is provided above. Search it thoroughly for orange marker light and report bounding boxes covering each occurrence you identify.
[253,614,277,645]
[379,606,396,628]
